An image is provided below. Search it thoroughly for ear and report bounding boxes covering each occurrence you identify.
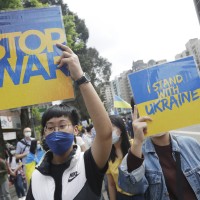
[73,125,79,136]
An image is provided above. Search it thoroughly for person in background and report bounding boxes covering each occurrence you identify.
[16,127,34,165]
[7,149,26,200]
[118,106,200,200]
[79,127,86,137]
[74,135,87,152]
[126,97,136,139]
[126,117,134,139]
[26,44,112,200]
[82,124,93,149]
[106,115,144,200]
[0,157,11,200]
[73,125,87,152]
[91,127,97,142]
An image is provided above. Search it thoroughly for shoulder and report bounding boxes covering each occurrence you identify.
[171,134,200,152]
[16,140,24,148]
[171,134,199,144]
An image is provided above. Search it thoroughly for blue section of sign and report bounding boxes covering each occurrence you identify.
[128,56,200,104]
[0,6,69,85]
[0,6,64,55]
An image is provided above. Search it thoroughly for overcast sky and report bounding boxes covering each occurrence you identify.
[65,0,200,80]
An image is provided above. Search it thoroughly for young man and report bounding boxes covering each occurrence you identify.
[118,106,200,200]
[26,44,112,200]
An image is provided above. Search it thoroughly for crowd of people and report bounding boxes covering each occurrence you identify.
[0,43,200,200]
[0,127,46,200]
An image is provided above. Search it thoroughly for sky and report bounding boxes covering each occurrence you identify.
[65,0,200,80]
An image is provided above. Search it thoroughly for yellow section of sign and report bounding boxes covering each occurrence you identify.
[0,68,75,110]
[137,88,200,136]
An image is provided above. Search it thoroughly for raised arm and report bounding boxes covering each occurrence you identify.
[15,142,28,160]
[56,44,112,169]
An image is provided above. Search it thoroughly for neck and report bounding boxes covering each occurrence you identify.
[52,146,73,164]
[25,137,31,141]
[151,132,170,146]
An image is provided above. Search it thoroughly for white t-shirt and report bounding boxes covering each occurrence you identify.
[9,156,18,170]
[8,156,22,175]
[76,136,85,147]
[82,134,92,150]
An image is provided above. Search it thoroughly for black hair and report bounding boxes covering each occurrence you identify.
[42,138,49,152]
[74,135,77,144]
[130,97,135,111]
[41,104,80,131]
[109,115,130,163]
[7,149,13,164]
[86,124,93,133]
[81,128,86,134]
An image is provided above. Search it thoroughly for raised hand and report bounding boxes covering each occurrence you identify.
[132,105,152,144]
[130,105,152,158]
[56,44,83,81]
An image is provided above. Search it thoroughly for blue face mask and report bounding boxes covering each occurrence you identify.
[45,131,74,155]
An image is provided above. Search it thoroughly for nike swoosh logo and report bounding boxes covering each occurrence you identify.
[68,172,80,182]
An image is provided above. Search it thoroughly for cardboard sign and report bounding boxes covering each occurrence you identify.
[128,56,200,136]
[0,6,75,110]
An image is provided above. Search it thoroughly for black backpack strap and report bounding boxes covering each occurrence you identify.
[20,139,30,154]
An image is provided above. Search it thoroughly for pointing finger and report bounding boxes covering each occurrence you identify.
[132,105,138,121]
[56,43,73,54]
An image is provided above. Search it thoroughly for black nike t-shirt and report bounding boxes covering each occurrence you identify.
[26,148,108,200]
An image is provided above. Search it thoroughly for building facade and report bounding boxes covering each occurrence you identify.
[175,38,200,69]
[193,0,200,24]
[100,82,113,113]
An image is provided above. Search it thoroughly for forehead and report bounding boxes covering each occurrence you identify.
[24,128,31,132]
[46,116,71,124]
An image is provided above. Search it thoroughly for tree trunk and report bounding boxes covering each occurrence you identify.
[20,108,31,130]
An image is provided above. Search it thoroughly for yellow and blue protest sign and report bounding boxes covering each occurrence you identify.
[128,56,200,136]
[0,6,75,110]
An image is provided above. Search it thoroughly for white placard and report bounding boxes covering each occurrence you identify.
[3,132,16,140]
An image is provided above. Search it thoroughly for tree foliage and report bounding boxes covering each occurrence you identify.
[0,0,22,10]
[63,14,84,51]
[38,0,68,15]
[23,0,44,8]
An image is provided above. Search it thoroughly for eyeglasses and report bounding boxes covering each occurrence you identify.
[45,124,73,133]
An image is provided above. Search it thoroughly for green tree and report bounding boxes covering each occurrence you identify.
[63,14,84,51]
[32,107,42,139]
[23,0,44,8]
[0,0,22,10]
[39,0,68,15]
